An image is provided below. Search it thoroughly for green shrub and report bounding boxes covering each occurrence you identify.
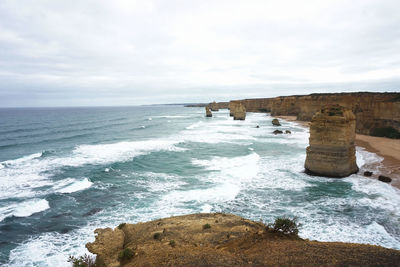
[202,223,211,230]
[68,254,96,267]
[370,127,400,139]
[117,223,126,229]
[153,232,162,240]
[271,217,299,236]
[169,240,176,247]
[118,248,134,261]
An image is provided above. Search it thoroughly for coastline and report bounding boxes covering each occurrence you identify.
[276,115,400,189]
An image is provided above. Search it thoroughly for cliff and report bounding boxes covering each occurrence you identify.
[305,105,359,177]
[209,92,400,136]
[86,213,400,267]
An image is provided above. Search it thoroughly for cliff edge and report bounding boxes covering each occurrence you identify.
[86,213,400,267]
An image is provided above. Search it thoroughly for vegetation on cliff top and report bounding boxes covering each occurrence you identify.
[371,127,400,139]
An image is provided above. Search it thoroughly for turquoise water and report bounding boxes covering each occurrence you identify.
[0,106,399,266]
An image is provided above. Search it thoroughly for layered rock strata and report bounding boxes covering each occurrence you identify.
[212,92,400,136]
[305,105,359,177]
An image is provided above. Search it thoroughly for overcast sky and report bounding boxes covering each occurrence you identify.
[0,0,399,107]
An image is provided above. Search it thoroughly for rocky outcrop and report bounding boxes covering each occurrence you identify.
[86,228,125,267]
[209,101,219,111]
[86,213,400,267]
[233,102,246,120]
[272,118,281,126]
[205,106,212,117]
[305,105,359,177]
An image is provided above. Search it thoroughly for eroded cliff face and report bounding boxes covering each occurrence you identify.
[214,93,399,136]
[305,105,359,177]
[270,93,400,135]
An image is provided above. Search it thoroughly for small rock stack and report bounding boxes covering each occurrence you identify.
[205,106,212,117]
[305,105,358,177]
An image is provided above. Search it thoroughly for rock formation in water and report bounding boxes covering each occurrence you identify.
[272,118,281,126]
[209,93,400,137]
[209,101,219,111]
[305,105,359,178]
[233,102,246,120]
[205,106,212,117]
[86,213,400,267]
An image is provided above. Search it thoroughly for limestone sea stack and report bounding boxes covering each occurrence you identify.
[229,101,240,117]
[305,105,358,177]
[233,102,246,120]
[205,106,212,117]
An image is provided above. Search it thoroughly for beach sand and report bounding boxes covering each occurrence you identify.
[277,115,400,189]
[355,135,400,188]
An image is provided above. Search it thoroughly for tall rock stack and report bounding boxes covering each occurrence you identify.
[305,105,358,177]
[229,101,240,116]
[233,102,246,120]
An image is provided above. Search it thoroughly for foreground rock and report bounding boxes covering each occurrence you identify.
[205,106,212,117]
[305,105,359,177]
[378,175,392,183]
[86,213,400,267]
[272,118,281,126]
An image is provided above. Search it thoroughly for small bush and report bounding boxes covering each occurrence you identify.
[153,232,162,240]
[370,127,400,139]
[118,248,134,261]
[203,223,211,230]
[169,240,176,247]
[271,217,299,236]
[117,223,126,229]
[68,254,96,267]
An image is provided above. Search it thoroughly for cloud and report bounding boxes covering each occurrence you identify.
[0,0,399,106]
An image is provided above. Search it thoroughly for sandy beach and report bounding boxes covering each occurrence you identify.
[276,116,400,189]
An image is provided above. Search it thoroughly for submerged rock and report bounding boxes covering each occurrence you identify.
[378,175,392,183]
[273,130,283,134]
[305,105,358,178]
[363,171,373,177]
[285,130,291,134]
[272,118,281,126]
[205,106,212,117]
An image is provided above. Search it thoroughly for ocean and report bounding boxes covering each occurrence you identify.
[0,105,399,266]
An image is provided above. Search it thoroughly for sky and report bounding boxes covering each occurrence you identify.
[0,0,399,107]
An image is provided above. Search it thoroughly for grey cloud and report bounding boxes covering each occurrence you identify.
[0,0,399,107]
